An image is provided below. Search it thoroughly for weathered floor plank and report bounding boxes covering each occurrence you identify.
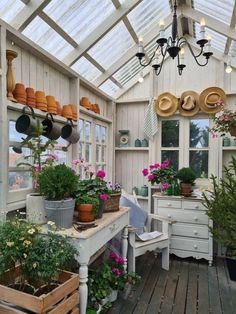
[185,261,198,314]
[198,263,209,314]
[172,261,189,314]
[208,262,222,314]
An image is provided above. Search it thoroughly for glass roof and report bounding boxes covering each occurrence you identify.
[193,0,234,26]
[88,21,135,70]
[22,16,74,60]
[113,56,142,86]
[229,41,236,57]
[99,79,120,96]
[71,56,102,82]
[0,0,25,24]
[43,0,115,45]
[127,0,170,38]
[195,23,227,53]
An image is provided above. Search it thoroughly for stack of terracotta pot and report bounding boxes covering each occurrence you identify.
[13,83,26,105]
[62,105,73,119]
[26,88,36,108]
[35,91,47,111]
[46,95,57,114]
[69,104,77,121]
[56,101,62,115]
[91,103,100,114]
[80,97,91,110]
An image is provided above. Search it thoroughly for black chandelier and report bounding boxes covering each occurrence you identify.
[135,0,213,76]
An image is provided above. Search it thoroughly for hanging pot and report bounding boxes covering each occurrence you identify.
[61,120,80,144]
[15,105,37,136]
[42,113,61,140]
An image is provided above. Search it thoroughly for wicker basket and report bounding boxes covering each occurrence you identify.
[229,125,236,137]
[103,193,121,213]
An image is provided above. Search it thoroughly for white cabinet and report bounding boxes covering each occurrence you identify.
[153,194,213,265]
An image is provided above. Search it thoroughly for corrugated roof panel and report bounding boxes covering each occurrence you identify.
[193,0,234,25]
[88,21,135,70]
[99,79,119,96]
[43,0,115,44]
[127,0,170,38]
[22,16,74,60]
[0,0,25,24]
[195,23,227,53]
[71,56,102,82]
[113,56,142,85]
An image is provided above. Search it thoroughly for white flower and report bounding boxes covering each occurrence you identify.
[32,263,37,269]
[6,241,14,247]
[23,253,27,258]
[28,228,35,235]
[47,221,55,226]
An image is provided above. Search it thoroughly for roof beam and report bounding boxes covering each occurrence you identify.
[111,0,121,9]
[94,12,174,87]
[38,11,78,48]
[12,0,52,31]
[122,16,139,43]
[84,53,106,73]
[110,77,123,89]
[182,6,236,41]
[20,0,31,4]
[224,2,236,55]
[62,0,142,67]
[114,66,151,99]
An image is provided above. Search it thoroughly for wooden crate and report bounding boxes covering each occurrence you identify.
[0,266,79,313]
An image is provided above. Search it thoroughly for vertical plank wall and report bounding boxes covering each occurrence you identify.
[118,73,150,101]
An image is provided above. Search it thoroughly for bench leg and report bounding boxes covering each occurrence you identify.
[162,246,169,271]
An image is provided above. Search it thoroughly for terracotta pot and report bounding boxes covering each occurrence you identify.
[56,101,62,115]
[80,97,90,107]
[94,104,100,114]
[35,91,46,97]
[180,182,192,197]
[77,204,95,222]
[46,95,56,106]
[69,104,77,121]
[62,105,73,119]
[229,125,236,137]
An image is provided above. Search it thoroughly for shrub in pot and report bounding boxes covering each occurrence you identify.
[76,195,99,222]
[38,164,78,228]
[176,167,196,197]
[202,157,236,281]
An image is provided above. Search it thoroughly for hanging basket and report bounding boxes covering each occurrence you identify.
[229,125,236,137]
[103,193,121,213]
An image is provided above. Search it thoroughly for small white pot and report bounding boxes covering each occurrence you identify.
[26,193,46,224]
[108,289,118,302]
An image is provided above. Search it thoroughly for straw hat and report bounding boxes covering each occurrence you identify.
[155,92,178,117]
[199,87,226,114]
[178,91,200,116]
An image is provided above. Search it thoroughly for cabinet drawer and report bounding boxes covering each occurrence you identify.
[158,208,209,225]
[182,200,206,211]
[171,236,209,253]
[172,223,209,239]
[158,199,181,209]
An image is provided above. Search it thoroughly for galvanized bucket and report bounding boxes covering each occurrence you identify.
[61,120,80,144]
[15,105,37,136]
[42,113,61,140]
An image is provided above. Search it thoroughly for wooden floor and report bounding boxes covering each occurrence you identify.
[108,252,236,314]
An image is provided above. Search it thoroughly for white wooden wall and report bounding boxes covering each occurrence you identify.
[6,40,71,105]
[118,73,150,101]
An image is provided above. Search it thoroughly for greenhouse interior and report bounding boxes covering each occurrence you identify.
[0,0,236,313]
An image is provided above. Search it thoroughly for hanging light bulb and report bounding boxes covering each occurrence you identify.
[138,71,144,83]
[225,59,232,74]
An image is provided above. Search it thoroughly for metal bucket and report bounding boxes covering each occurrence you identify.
[15,105,37,136]
[61,120,80,144]
[42,113,61,140]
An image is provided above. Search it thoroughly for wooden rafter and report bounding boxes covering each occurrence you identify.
[94,12,174,87]
[12,0,52,31]
[224,1,236,55]
[84,53,106,73]
[111,0,121,9]
[20,0,31,4]
[62,0,142,67]
[122,16,139,43]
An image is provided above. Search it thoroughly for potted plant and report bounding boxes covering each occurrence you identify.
[176,167,196,197]
[104,182,121,213]
[76,195,99,222]
[0,219,79,312]
[38,164,78,228]
[202,157,236,281]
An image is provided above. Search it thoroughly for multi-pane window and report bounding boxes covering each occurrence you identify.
[79,118,92,163]
[95,124,107,171]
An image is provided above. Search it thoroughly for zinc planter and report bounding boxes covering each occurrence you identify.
[26,193,46,224]
[44,198,75,228]
[108,289,118,302]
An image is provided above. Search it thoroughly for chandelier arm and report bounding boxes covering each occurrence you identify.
[179,39,209,66]
[154,53,165,76]
[139,45,161,67]
[178,37,204,58]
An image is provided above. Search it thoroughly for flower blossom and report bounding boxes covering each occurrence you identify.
[46,153,58,161]
[96,170,106,178]
[6,241,14,247]
[148,174,154,181]
[162,183,169,190]
[142,168,149,176]
[112,268,122,277]
[100,193,108,201]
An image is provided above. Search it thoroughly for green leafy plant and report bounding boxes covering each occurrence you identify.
[38,164,78,200]
[202,157,236,259]
[176,167,196,184]
[209,105,236,137]
[76,195,99,216]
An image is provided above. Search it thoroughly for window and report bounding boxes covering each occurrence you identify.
[95,124,107,171]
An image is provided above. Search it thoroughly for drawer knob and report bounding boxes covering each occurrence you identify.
[194,230,198,235]
[109,223,117,232]
[195,205,199,209]
[194,244,198,249]
[194,217,198,221]
[167,203,171,206]
[167,214,171,218]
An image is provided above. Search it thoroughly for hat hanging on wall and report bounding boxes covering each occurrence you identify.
[155,92,178,117]
[178,91,200,117]
[199,87,226,114]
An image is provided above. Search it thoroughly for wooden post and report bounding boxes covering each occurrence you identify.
[6,49,18,102]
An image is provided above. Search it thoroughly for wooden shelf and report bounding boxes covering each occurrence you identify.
[136,195,148,200]
[80,107,112,123]
[116,98,149,104]
[115,147,149,151]
[222,147,236,150]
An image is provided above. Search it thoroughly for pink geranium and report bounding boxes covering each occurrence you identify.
[96,170,106,178]
[148,174,154,181]
[142,168,149,176]
[162,183,169,190]
[100,193,108,201]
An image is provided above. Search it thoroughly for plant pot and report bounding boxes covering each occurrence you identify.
[44,198,75,228]
[108,289,118,302]
[77,203,95,222]
[98,200,104,219]
[0,266,79,313]
[229,125,236,137]
[226,257,236,281]
[26,193,46,224]
[120,283,132,299]
[180,182,192,197]
[103,193,121,213]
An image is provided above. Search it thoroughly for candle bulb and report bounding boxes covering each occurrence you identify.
[200,18,206,40]
[138,36,144,54]
[159,20,165,38]
[206,35,211,53]
[180,48,185,64]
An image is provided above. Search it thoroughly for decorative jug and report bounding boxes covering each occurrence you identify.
[223,136,230,147]
[134,139,141,147]
[141,138,149,147]
[140,185,148,197]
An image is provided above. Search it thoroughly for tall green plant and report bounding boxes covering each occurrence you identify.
[202,157,236,259]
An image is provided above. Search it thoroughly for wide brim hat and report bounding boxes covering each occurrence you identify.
[178,91,200,117]
[155,92,178,117]
[199,87,226,114]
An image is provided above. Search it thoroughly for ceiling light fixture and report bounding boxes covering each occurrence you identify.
[138,71,144,83]
[135,0,213,76]
[225,59,232,74]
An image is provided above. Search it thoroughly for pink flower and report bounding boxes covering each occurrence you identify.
[142,168,149,176]
[148,174,154,181]
[96,170,106,178]
[153,163,160,168]
[33,164,40,172]
[162,183,169,190]
[112,268,122,277]
[100,193,108,201]
[149,164,155,169]
[46,153,58,161]
[72,159,80,165]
